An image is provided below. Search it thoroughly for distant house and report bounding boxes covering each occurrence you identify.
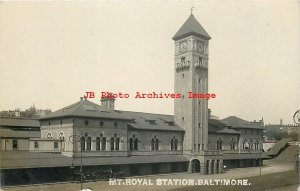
[265,119,299,141]
[0,117,40,151]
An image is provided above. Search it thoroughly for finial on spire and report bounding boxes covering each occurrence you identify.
[190,6,194,15]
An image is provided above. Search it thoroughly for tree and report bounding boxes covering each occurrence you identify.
[289,131,299,141]
[275,131,288,141]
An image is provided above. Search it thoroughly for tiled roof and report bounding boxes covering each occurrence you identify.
[172,14,211,41]
[263,138,292,156]
[208,119,240,134]
[222,116,265,130]
[118,110,184,132]
[0,151,188,169]
[39,99,131,121]
[0,129,40,138]
[40,99,183,132]
[223,153,269,160]
[0,117,40,127]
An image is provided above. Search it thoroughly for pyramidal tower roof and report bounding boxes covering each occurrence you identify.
[172,14,211,41]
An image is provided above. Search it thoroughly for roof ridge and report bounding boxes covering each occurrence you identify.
[173,14,211,40]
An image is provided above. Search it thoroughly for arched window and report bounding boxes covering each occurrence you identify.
[134,138,138,150]
[255,139,260,149]
[96,133,106,151]
[110,137,115,150]
[101,137,106,151]
[216,138,223,150]
[87,137,92,151]
[155,139,159,150]
[129,138,134,151]
[58,132,65,140]
[230,138,236,150]
[96,137,100,151]
[129,134,138,151]
[47,132,53,139]
[242,139,248,149]
[151,138,155,150]
[249,138,253,149]
[116,137,120,151]
[80,137,85,151]
[151,136,159,150]
[111,133,120,151]
[171,136,178,150]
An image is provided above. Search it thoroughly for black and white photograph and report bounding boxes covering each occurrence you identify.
[0,1,299,191]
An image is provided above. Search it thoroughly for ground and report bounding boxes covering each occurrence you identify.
[2,159,298,191]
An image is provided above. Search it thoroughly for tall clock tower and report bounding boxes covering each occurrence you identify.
[173,13,211,155]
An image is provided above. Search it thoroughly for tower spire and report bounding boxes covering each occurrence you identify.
[190,6,194,15]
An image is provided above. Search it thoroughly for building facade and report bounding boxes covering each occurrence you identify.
[0,13,265,186]
[31,13,264,175]
[0,117,40,151]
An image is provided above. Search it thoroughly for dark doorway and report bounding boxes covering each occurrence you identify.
[206,160,209,174]
[191,159,200,173]
[211,160,215,174]
[216,160,219,174]
[130,165,139,176]
[152,164,160,174]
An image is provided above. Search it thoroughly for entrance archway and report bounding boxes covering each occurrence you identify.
[191,159,200,173]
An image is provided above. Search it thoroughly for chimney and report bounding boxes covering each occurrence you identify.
[101,97,115,110]
[208,109,211,120]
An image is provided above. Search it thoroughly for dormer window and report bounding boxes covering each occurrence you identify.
[148,120,156,125]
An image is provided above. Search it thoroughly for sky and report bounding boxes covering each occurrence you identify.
[0,1,299,124]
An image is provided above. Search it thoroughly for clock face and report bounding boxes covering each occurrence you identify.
[197,42,204,52]
[293,110,300,124]
[180,42,187,52]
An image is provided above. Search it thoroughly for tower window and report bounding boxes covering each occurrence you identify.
[84,120,89,126]
[114,122,118,127]
[181,57,186,63]
[60,120,63,126]
[100,121,104,126]
[182,117,184,121]
[182,73,184,78]
[199,57,203,64]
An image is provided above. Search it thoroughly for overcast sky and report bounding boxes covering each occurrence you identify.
[0,1,299,124]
